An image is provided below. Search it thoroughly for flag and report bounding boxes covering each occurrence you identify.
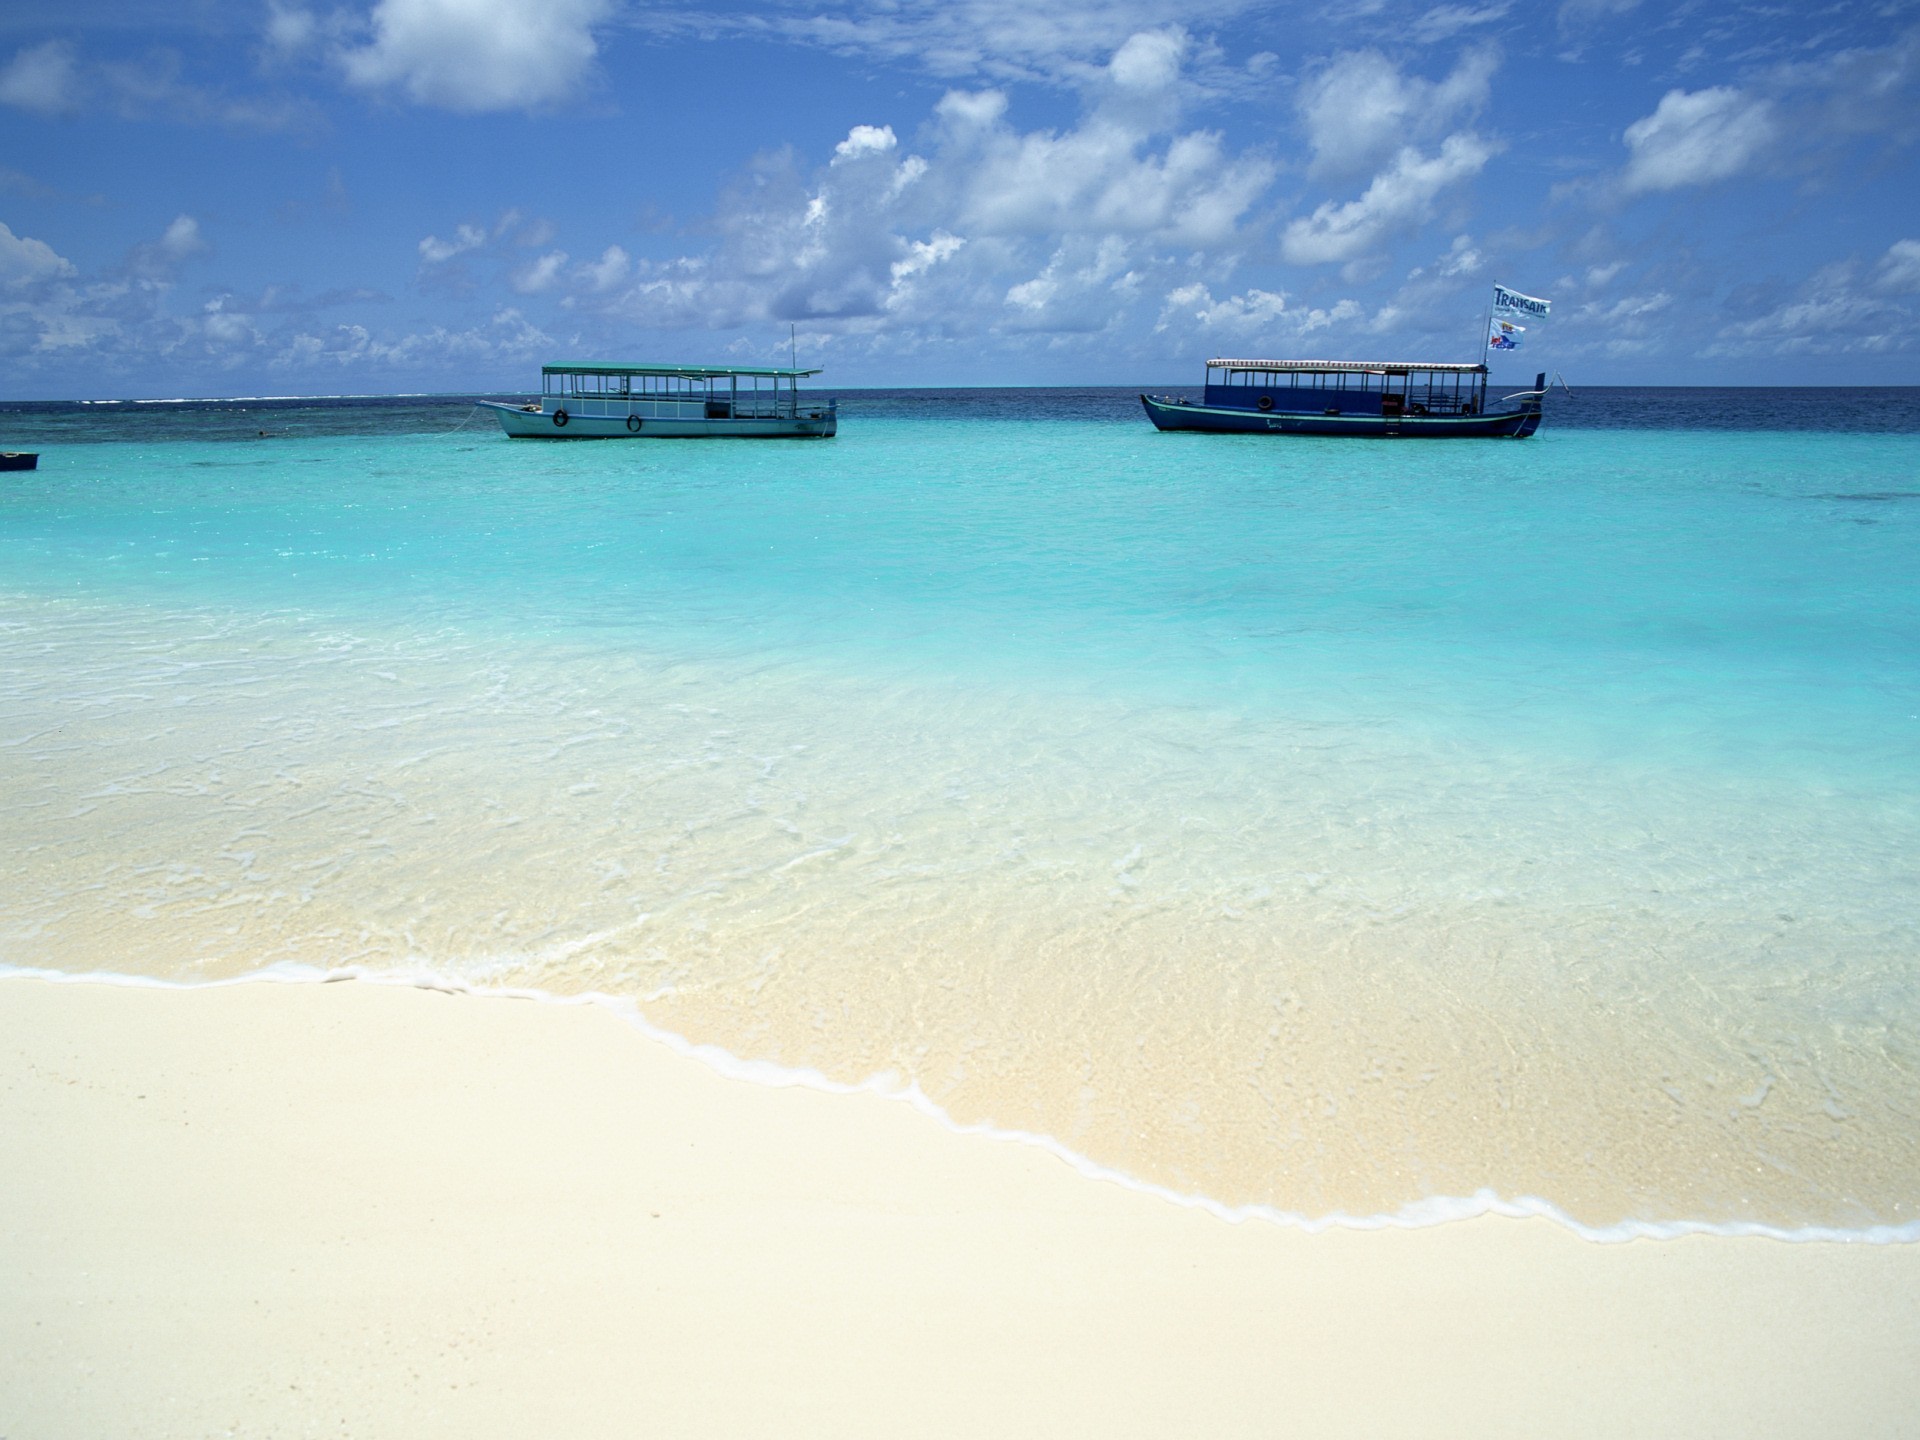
[1492,284,1550,317]
[1489,317,1524,351]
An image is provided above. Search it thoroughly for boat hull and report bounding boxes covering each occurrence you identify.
[1140,394,1540,438]
[0,452,38,471]
[480,401,835,440]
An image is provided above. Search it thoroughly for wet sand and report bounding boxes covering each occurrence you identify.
[3,974,1917,1438]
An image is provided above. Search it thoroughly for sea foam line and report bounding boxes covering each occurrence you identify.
[6,962,1917,1247]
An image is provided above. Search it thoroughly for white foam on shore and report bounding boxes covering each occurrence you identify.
[8,962,1917,1248]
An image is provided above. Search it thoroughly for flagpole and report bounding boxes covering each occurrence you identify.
[1479,284,1494,370]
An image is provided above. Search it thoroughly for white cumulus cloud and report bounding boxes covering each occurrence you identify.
[1876,239,1920,293]
[579,245,631,291]
[419,224,487,263]
[272,308,553,371]
[339,0,615,112]
[123,214,209,279]
[512,250,569,294]
[936,88,1008,129]
[265,2,321,57]
[1412,4,1511,43]
[544,40,1282,352]
[891,230,964,285]
[199,295,259,348]
[1001,235,1138,331]
[0,40,80,116]
[1297,47,1497,181]
[961,120,1270,244]
[1281,134,1497,266]
[1704,261,1910,359]
[0,220,76,285]
[1156,283,1363,337]
[834,125,899,162]
[160,215,206,260]
[1620,86,1776,192]
[677,0,1242,90]
[949,38,1272,250]
[1107,28,1184,91]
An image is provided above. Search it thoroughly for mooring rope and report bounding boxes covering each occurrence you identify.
[440,403,484,436]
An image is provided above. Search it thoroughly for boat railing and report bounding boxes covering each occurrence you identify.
[539,368,831,425]
[560,394,808,421]
[1207,373,1491,417]
[1401,393,1480,416]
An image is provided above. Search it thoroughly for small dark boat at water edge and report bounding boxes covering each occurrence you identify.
[1142,361,1546,439]
[1,452,39,471]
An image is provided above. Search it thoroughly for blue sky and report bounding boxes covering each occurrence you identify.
[1,0,1917,396]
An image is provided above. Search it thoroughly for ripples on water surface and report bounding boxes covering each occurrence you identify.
[2,387,1917,1232]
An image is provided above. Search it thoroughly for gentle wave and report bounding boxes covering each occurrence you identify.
[8,962,1916,1247]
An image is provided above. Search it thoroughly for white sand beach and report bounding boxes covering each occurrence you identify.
[3,974,1917,1439]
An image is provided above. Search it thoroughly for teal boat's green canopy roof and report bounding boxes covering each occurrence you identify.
[1210,357,1487,374]
[542,362,822,379]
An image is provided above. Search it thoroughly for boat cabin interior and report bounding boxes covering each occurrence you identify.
[1203,359,1489,418]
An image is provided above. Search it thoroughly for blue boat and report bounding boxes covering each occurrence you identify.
[1141,359,1546,438]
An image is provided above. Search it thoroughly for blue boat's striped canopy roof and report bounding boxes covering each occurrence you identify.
[1209,358,1486,374]
[542,362,821,379]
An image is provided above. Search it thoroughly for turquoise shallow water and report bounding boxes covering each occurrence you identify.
[3,391,1918,1231]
